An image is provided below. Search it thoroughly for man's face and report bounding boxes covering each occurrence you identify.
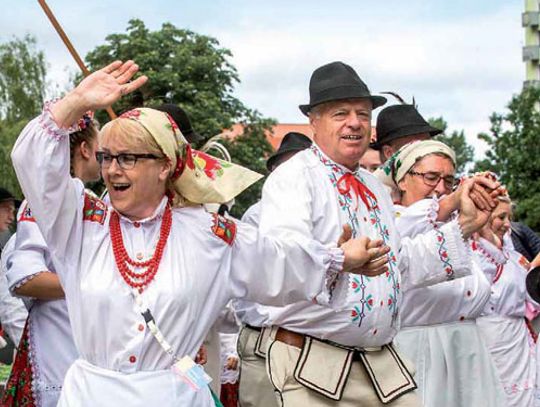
[310,99,373,170]
[359,148,382,173]
[381,133,431,161]
[0,201,15,233]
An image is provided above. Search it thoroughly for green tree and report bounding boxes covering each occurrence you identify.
[0,35,48,196]
[475,87,540,230]
[84,19,274,215]
[428,117,475,174]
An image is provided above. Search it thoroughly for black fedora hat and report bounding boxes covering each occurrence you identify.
[267,132,312,171]
[527,266,540,303]
[371,104,442,150]
[154,104,204,144]
[299,61,387,116]
[0,187,21,207]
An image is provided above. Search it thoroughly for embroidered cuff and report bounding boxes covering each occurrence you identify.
[427,196,440,224]
[314,247,346,306]
[39,100,74,141]
[439,219,472,280]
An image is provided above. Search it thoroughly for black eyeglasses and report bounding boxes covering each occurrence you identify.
[408,171,457,189]
[95,152,162,170]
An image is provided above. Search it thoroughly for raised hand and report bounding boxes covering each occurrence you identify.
[340,234,390,277]
[50,60,148,129]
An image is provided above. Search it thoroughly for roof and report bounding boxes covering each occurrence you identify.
[221,123,377,150]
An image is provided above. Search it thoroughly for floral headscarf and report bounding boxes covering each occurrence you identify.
[119,108,262,204]
[374,140,456,189]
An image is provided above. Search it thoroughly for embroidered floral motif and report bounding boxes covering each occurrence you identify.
[82,194,107,225]
[310,145,398,325]
[19,203,36,223]
[187,151,232,180]
[2,319,36,407]
[211,214,236,246]
[473,240,508,283]
[120,109,143,120]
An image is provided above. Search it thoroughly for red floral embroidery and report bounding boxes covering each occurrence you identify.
[2,319,35,406]
[165,113,179,132]
[211,214,236,246]
[18,203,36,223]
[83,194,108,225]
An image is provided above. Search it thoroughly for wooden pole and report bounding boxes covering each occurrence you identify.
[37,0,117,119]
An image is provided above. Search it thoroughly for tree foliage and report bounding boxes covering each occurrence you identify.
[0,35,48,197]
[475,87,540,230]
[428,117,474,175]
[0,35,47,123]
[84,19,274,215]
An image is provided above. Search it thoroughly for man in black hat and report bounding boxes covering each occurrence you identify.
[372,104,442,164]
[257,61,487,406]
[235,131,312,407]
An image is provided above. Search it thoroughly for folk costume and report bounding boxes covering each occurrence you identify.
[258,144,473,406]
[11,106,347,407]
[475,234,540,407]
[1,201,80,407]
[375,140,505,406]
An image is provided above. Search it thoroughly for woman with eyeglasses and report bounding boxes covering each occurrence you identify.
[474,191,540,407]
[375,140,506,407]
[10,60,388,407]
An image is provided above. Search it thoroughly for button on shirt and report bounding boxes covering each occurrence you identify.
[258,145,472,347]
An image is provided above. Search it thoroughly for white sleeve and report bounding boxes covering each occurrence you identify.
[0,236,28,345]
[228,218,344,307]
[398,218,472,290]
[6,203,52,294]
[11,107,86,273]
[395,198,440,237]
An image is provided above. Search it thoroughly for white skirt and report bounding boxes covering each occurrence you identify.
[57,359,215,407]
[394,320,506,407]
[477,315,536,407]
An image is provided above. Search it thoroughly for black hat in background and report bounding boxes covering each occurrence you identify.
[527,266,540,303]
[371,104,442,150]
[299,61,387,116]
[0,187,21,207]
[154,104,204,143]
[267,132,312,171]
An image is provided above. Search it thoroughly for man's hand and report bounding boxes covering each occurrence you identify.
[51,60,148,129]
[339,226,390,277]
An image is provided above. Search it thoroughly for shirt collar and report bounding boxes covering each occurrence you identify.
[118,196,168,224]
[311,142,361,176]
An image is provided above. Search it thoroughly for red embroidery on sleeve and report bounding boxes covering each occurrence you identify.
[83,194,108,225]
[211,214,236,246]
[18,203,36,223]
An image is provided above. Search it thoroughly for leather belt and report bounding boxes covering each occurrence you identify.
[275,327,305,349]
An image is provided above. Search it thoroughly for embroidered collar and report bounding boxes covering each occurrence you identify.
[117,196,168,225]
[310,143,362,177]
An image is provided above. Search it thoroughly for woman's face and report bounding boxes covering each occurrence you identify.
[99,134,171,221]
[490,201,512,241]
[398,154,456,206]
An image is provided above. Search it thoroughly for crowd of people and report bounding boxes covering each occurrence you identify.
[0,58,539,407]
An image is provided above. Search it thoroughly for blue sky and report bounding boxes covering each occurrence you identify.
[1,1,525,156]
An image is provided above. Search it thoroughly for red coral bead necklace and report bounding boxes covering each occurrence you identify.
[110,204,172,293]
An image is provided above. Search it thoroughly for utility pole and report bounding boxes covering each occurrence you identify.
[523,0,540,88]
